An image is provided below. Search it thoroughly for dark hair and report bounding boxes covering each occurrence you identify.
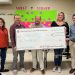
[0,18,5,30]
[14,14,20,19]
[35,16,41,20]
[72,14,75,17]
[58,12,65,20]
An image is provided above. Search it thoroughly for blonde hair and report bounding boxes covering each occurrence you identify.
[58,12,65,21]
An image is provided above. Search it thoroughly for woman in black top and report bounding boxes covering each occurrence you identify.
[51,12,69,73]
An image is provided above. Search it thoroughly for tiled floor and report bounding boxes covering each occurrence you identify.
[0,49,74,75]
[1,69,74,75]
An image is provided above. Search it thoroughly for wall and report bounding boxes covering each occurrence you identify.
[0,0,74,41]
[0,0,74,26]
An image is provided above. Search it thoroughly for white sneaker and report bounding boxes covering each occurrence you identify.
[13,70,17,75]
[53,67,57,72]
[20,68,27,73]
[58,67,61,73]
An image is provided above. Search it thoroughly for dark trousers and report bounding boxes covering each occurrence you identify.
[65,45,70,56]
[54,49,63,66]
[0,48,7,70]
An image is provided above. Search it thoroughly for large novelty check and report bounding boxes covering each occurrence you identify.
[16,27,66,50]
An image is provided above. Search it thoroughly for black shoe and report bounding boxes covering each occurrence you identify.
[0,73,2,75]
[69,69,75,74]
[41,70,45,75]
[0,69,9,72]
[66,55,71,59]
[30,68,36,72]
[66,53,71,59]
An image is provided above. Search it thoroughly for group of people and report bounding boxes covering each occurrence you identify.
[0,12,75,75]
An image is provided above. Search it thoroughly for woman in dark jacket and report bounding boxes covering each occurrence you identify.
[0,18,9,72]
[51,12,69,73]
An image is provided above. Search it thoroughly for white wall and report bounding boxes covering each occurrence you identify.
[0,0,74,25]
[0,0,74,41]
